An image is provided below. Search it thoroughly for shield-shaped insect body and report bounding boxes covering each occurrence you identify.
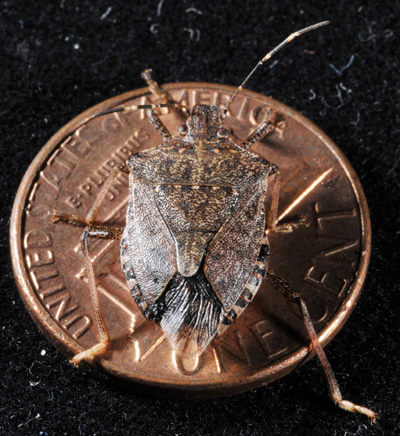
[121,104,271,355]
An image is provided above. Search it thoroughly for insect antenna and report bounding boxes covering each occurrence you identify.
[92,102,190,119]
[58,102,189,147]
[221,21,330,119]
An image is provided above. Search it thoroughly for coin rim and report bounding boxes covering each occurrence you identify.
[10,83,371,396]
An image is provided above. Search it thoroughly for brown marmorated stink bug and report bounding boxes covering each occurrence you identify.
[51,22,377,421]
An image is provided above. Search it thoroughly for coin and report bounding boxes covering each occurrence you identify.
[10,83,371,397]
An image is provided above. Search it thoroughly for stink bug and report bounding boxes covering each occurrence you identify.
[51,21,377,421]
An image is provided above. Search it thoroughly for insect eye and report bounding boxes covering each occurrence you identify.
[217,127,229,138]
[178,124,188,136]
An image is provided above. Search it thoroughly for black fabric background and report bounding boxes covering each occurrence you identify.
[0,1,399,435]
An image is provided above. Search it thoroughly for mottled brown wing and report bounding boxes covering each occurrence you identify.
[123,174,177,304]
[204,180,266,312]
[154,185,239,277]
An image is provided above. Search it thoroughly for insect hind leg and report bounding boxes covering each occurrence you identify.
[72,225,124,366]
[69,228,111,366]
[51,163,127,365]
[60,225,122,366]
[265,269,378,422]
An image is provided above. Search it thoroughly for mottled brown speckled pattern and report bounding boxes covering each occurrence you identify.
[122,104,272,354]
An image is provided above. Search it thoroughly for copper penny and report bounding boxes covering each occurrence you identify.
[10,83,371,397]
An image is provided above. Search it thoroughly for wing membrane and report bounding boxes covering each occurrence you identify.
[124,174,177,304]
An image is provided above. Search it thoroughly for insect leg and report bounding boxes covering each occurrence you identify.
[51,166,126,365]
[141,69,172,101]
[265,165,309,234]
[70,227,114,366]
[142,69,188,136]
[242,111,275,150]
[146,109,172,141]
[265,269,378,422]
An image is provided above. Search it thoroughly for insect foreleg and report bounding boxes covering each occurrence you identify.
[242,114,275,150]
[142,69,189,123]
[146,109,172,141]
[141,69,172,102]
[265,269,378,422]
